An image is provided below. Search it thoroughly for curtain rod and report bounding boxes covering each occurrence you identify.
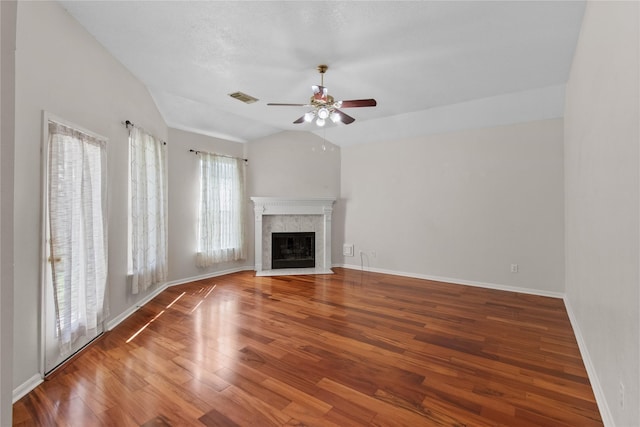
[189,149,248,163]
[123,120,167,145]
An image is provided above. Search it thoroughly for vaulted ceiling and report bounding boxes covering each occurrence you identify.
[59,1,585,146]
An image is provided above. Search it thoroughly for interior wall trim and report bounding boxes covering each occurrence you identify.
[12,374,42,404]
[15,265,255,406]
[163,265,254,289]
[336,263,565,299]
[335,262,610,425]
[106,265,253,331]
[16,262,608,426]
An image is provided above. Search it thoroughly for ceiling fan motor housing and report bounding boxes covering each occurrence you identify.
[311,93,334,106]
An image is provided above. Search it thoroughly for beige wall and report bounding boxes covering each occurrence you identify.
[11,2,344,395]
[13,1,167,391]
[11,4,639,427]
[169,128,342,281]
[246,131,342,265]
[1,1,17,424]
[167,128,249,281]
[247,130,341,199]
[339,119,565,295]
[564,1,639,425]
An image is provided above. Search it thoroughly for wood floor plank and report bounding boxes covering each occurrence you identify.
[14,268,602,426]
[92,405,140,427]
[214,366,290,411]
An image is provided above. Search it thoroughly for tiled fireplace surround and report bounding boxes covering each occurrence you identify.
[251,197,335,276]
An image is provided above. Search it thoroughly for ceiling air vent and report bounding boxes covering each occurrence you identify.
[229,91,259,104]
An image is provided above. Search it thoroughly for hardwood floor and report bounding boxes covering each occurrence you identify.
[13,268,602,426]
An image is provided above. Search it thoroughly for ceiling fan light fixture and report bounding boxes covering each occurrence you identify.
[268,64,377,127]
[317,107,330,120]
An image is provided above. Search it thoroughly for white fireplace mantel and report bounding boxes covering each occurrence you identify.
[251,197,335,276]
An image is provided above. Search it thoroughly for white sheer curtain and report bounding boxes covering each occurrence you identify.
[196,153,246,267]
[48,121,108,355]
[129,126,168,294]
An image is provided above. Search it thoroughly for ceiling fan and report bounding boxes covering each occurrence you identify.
[267,65,377,127]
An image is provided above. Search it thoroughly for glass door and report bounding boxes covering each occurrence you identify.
[42,116,108,374]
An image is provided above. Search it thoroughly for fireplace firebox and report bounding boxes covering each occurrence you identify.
[271,232,315,269]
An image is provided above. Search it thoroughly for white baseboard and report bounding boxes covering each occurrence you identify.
[15,266,254,404]
[20,262,608,427]
[164,265,254,288]
[335,263,610,426]
[335,263,564,299]
[13,374,43,404]
[105,283,169,331]
[563,297,614,427]
[106,265,253,331]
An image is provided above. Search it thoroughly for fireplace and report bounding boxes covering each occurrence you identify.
[251,197,335,276]
[272,232,315,269]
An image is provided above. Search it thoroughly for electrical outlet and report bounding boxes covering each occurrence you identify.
[510,264,518,273]
[371,250,376,258]
[619,381,625,408]
[343,244,354,257]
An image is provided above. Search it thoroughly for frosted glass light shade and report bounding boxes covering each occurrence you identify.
[317,107,330,119]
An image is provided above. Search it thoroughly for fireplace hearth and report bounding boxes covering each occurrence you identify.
[272,232,315,269]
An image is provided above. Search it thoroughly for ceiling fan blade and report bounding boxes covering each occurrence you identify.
[339,99,377,108]
[267,103,307,107]
[293,115,306,124]
[334,109,355,124]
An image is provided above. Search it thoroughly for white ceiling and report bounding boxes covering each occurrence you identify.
[59,1,585,146]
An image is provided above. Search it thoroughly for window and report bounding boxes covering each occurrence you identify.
[128,126,168,293]
[196,153,246,267]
